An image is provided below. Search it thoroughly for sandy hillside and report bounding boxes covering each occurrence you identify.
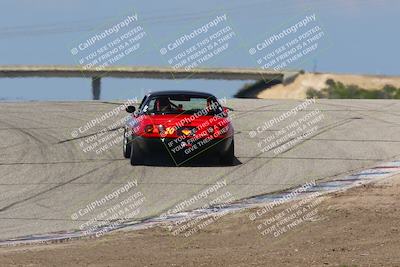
[257,72,400,99]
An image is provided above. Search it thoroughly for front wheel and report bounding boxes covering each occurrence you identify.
[123,128,131,158]
[220,140,234,166]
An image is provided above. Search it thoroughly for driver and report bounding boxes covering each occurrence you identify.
[156,97,172,112]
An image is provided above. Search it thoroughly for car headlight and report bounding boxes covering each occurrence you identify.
[144,125,154,133]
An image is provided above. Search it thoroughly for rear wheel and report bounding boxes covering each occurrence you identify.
[130,142,144,165]
[220,140,234,166]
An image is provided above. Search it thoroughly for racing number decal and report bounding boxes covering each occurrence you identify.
[165,127,175,135]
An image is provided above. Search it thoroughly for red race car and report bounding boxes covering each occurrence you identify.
[123,91,234,166]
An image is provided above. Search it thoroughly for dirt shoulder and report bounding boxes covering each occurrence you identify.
[1,174,400,267]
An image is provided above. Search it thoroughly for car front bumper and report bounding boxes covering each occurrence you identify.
[129,135,233,159]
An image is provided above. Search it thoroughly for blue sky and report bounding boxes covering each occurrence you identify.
[0,0,399,100]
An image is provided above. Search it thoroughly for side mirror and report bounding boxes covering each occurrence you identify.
[223,107,229,113]
[126,106,136,113]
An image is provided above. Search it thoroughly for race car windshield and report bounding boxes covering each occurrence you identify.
[143,95,223,115]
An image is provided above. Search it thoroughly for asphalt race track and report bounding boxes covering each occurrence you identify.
[0,99,399,240]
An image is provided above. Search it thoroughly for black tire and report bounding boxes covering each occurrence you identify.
[123,128,131,158]
[130,142,144,166]
[220,140,234,166]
